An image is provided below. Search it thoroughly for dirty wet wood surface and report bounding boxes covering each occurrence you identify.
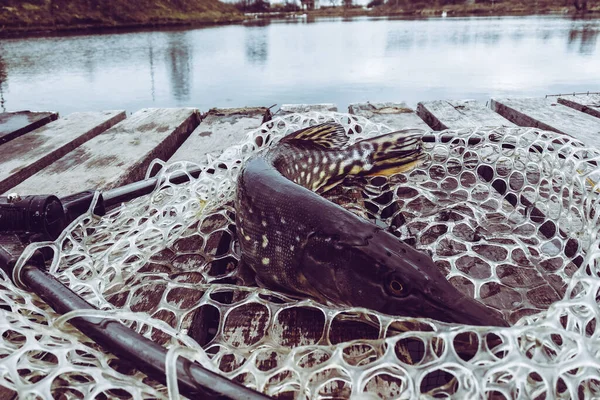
[349,102,430,130]
[491,97,600,146]
[557,93,600,119]
[417,100,516,130]
[9,108,199,196]
[277,103,338,115]
[169,107,269,164]
[0,110,125,195]
[0,111,58,145]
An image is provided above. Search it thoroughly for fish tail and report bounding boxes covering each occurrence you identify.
[362,128,427,176]
[303,126,427,193]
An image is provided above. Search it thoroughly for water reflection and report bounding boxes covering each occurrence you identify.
[537,29,554,42]
[0,16,598,115]
[245,27,269,65]
[148,38,156,102]
[510,28,524,42]
[244,18,272,27]
[385,29,414,52]
[82,48,96,78]
[385,20,509,54]
[0,53,6,112]
[166,33,192,101]
[568,21,599,55]
[481,30,501,45]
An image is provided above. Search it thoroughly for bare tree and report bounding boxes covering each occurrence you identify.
[574,0,588,11]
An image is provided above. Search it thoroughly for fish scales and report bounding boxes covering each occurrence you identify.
[235,122,508,327]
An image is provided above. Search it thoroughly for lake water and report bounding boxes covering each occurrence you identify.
[0,15,599,116]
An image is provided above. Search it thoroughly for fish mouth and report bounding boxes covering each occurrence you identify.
[383,292,509,327]
[431,295,509,327]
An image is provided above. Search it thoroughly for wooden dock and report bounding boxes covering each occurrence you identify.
[1,95,599,398]
[3,95,598,197]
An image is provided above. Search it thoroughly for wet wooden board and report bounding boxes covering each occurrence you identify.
[0,111,125,195]
[0,385,16,400]
[169,107,269,164]
[277,103,337,115]
[10,108,200,197]
[557,94,600,119]
[348,102,430,130]
[417,100,515,130]
[491,97,600,147]
[0,111,59,145]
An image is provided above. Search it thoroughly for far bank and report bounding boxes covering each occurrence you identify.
[1,0,599,38]
[0,0,244,38]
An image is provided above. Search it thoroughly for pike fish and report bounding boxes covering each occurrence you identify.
[235,122,508,327]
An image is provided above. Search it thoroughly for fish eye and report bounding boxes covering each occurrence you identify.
[390,280,403,292]
[386,276,408,297]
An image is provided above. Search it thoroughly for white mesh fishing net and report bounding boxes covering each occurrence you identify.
[1,111,600,399]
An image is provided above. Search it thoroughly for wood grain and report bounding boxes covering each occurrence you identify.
[0,111,125,195]
[558,94,600,119]
[491,97,600,147]
[349,102,430,130]
[169,107,269,164]
[10,108,199,196]
[417,100,515,130]
[0,111,59,145]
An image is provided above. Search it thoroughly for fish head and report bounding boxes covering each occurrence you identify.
[365,231,509,327]
[302,229,509,327]
[377,257,509,327]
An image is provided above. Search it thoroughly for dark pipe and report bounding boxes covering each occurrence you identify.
[102,165,204,208]
[0,195,66,240]
[20,264,271,400]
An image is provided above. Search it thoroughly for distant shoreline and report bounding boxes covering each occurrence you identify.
[0,4,598,39]
[0,18,244,39]
[0,0,244,38]
[305,3,600,19]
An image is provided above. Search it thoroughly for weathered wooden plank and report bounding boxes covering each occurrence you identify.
[0,384,16,400]
[169,107,269,164]
[9,108,200,197]
[348,102,430,130]
[490,97,600,147]
[0,111,59,145]
[557,94,600,119]
[417,100,515,130]
[277,104,337,115]
[0,111,126,195]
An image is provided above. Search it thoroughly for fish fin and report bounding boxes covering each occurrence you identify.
[255,269,329,303]
[316,175,368,195]
[316,179,344,194]
[281,122,349,149]
[236,259,258,286]
[362,128,427,176]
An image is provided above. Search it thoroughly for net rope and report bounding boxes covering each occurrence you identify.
[1,112,600,399]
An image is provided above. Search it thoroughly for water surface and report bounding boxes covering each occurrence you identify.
[0,15,598,115]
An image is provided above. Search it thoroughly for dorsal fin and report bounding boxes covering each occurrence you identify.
[280,122,349,149]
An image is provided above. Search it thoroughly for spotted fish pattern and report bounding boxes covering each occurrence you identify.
[272,123,424,193]
[235,122,508,326]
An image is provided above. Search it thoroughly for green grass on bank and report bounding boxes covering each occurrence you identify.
[0,0,244,35]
